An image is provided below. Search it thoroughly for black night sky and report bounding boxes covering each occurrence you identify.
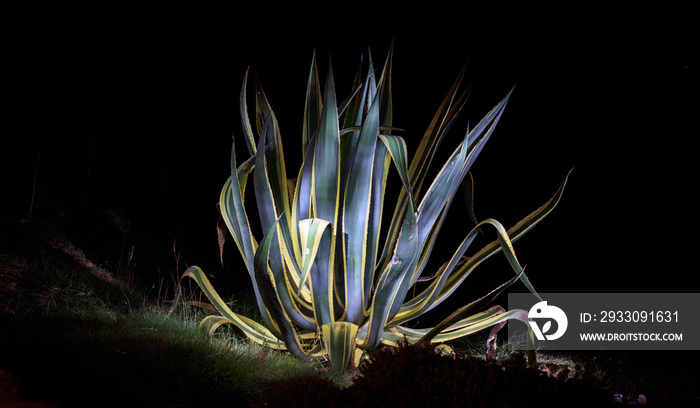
[2,8,696,301]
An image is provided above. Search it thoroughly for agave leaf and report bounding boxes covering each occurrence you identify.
[429,308,531,345]
[412,91,512,279]
[253,113,283,236]
[364,139,391,305]
[251,114,292,281]
[339,59,373,197]
[355,326,408,349]
[313,58,341,226]
[432,171,572,309]
[409,64,469,197]
[199,315,286,349]
[252,112,316,327]
[217,141,280,333]
[395,218,530,326]
[322,321,359,374]
[297,219,331,296]
[461,171,480,228]
[394,306,531,348]
[253,216,309,358]
[390,217,482,325]
[235,151,257,203]
[362,201,418,350]
[413,126,472,275]
[416,268,525,344]
[461,89,513,168]
[182,266,283,344]
[508,169,573,239]
[255,81,273,137]
[220,139,257,273]
[377,66,468,272]
[375,41,394,129]
[310,59,342,319]
[378,134,415,209]
[342,81,381,325]
[294,131,317,224]
[391,308,498,340]
[220,174,276,322]
[298,218,335,326]
[365,51,378,110]
[341,54,367,132]
[302,51,322,158]
[239,67,256,156]
[336,63,377,313]
[253,102,310,274]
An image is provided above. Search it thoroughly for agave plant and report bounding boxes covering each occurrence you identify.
[182,44,568,373]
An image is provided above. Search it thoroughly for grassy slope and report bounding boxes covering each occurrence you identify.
[0,218,325,407]
[2,217,699,407]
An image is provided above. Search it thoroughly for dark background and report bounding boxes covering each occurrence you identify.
[2,8,696,302]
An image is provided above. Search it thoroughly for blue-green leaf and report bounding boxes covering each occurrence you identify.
[303,51,322,159]
[299,218,334,326]
[363,200,418,350]
[313,58,340,225]
[342,83,381,325]
[183,266,283,345]
[239,67,256,156]
[253,216,309,358]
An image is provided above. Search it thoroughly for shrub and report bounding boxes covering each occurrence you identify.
[182,42,569,373]
[348,342,615,407]
[254,376,341,408]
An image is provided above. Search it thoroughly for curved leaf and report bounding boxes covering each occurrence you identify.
[220,139,256,274]
[182,265,282,343]
[395,218,531,325]
[252,113,315,330]
[199,315,285,349]
[416,268,525,344]
[434,171,572,308]
[377,66,468,273]
[253,217,310,358]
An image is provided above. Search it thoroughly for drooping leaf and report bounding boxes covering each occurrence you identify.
[253,216,309,358]
[183,266,282,345]
[416,267,525,344]
[395,218,532,325]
